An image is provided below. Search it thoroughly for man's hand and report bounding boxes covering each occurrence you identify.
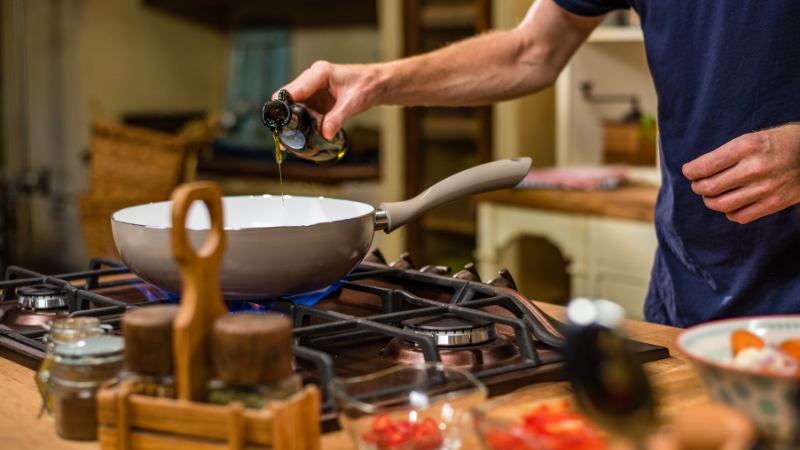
[277,62,380,140]
[683,123,800,224]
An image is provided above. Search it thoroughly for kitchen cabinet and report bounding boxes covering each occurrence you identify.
[476,186,659,320]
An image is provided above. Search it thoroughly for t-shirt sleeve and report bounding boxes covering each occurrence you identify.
[552,0,630,17]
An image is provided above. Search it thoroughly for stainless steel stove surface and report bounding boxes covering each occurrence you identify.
[0,250,669,430]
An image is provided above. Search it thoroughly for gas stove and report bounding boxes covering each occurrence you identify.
[0,250,669,430]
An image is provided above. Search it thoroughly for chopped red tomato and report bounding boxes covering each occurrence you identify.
[483,402,606,450]
[373,414,393,432]
[362,414,445,450]
[484,429,534,450]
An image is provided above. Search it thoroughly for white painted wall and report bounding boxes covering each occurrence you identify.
[492,0,556,166]
[376,0,406,260]
[291,25,382,131]
[83,0,228,122]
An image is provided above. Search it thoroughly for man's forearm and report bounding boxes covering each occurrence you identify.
[367,0,603,108]
[280,0,604,138]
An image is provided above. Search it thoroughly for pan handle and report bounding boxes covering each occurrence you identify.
[376,158,532,234]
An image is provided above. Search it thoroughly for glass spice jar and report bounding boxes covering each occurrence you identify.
[208,314,300,408]
[121,305,179,399]
[36,317,112,415]
[208,374,302,409]
[130,374,176,398]
[51,335,125,440]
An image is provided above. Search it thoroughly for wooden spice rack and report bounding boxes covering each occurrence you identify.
[97,382,320,450]
[96,181,321,450]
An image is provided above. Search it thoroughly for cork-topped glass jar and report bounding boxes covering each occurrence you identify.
[121,305,180,399]
[208,313,301,408]
[52,335,125,440]
[36,317,113,414]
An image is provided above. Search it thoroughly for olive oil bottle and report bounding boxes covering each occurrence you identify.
[261,89,348,166]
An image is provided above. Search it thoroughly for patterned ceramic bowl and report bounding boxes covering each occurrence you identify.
[676,316,800,446]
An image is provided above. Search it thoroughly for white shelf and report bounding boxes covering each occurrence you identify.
[587,26,644,43]
[556,25,655,167]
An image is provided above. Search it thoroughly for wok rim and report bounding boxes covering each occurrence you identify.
[110,195,378,231]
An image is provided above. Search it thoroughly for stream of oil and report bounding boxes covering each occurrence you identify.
[272,131,284,206]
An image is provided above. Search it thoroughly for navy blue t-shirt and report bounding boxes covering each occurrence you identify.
[553,0,800,327]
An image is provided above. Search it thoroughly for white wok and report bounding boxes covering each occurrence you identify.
[111,158,532,299]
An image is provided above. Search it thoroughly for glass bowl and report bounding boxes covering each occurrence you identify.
[471,395,607,450]
[330,363,488,450]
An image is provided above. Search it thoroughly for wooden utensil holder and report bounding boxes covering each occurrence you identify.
[97,181,320,450]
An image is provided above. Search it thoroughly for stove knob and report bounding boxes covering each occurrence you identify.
[364,248,388,265]
[389,252,417,270]
[487,268,518,291]
[420,265,451,276]
[453,262,481,282]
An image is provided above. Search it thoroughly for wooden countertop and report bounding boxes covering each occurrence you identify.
[477,185,659,222]
[0,302,706,450]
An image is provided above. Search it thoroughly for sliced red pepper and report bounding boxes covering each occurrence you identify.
[418,417,438,435]
[384,430,406,447]
[366,414,446,450]
[493,402,608,450]
[361,431,381,444]
[372,414,393,433]
[484,430,535,450]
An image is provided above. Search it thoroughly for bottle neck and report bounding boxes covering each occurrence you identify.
[261,100,292,132]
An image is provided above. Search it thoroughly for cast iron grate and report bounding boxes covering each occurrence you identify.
[0,256,572,414]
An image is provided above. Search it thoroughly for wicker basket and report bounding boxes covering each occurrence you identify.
[88,121,187,200]
[77,195,151,262]
[79,121,218,262]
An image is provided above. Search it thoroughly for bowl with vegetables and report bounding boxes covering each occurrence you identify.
[676,315,800,445]
[330,363,488,450]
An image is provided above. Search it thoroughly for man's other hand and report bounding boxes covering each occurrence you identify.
[276,62,379,140]
[683,123,800,224]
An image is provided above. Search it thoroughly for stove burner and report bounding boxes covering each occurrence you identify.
[17,284,68,311]
[401,313,496,347]
[382,335,520,368]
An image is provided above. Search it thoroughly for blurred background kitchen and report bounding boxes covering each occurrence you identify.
[0,0,659,318]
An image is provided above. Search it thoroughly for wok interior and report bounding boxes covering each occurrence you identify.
[112,196,375,229]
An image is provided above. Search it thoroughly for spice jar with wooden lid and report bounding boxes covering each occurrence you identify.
[37,317,113,415]
[122,305,179,398]
[52,335,125,440]
[208,313,301,408]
